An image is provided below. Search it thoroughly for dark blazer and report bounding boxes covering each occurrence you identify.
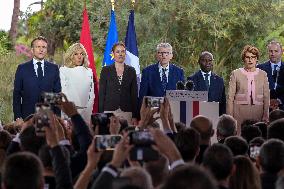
[188,70,226,115]
[13,60,61,120]
[257,61,284,109]
[99,64,138,118]
[139,63,184,100]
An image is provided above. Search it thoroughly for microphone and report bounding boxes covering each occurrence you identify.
[185,80,194,91]
[176,81,185,90]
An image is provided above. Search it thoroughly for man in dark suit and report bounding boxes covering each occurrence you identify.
[13,36,61,121]
[188,51,226,115]
[139,43,184,103]
[257,40,284,110]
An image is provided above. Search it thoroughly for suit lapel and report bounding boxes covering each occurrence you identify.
[209,73,217,96]
[154,63,163,89]
[121,65,129,86]
[110,64,120,86]
[28,60,42,88]
[197,71,207,90]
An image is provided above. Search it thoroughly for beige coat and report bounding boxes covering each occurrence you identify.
[227,68,270,124]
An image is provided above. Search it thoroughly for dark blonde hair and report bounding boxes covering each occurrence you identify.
[111,42,126,53]
[241,45,260,61]
[229,155,261,189]
[64,43,89,68]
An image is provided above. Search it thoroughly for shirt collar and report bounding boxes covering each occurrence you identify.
[200,70,212,77]
[158,63,169,71]
[33,58,45,66]
[270,61,281,68]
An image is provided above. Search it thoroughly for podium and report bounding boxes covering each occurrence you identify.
[166,90,219,143]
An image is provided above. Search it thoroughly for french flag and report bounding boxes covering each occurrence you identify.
[125,10,140,84]
[169,100,219,127]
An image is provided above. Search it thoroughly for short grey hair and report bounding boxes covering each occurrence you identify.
[121,167,153,189]
[217,114,237,137]
[156,43,173,52]
[199,51,214,61]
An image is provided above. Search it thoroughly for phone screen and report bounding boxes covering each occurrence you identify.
[95,135,122,151]
[250,145,260,160]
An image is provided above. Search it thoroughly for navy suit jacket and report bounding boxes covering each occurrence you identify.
[13,60,61,120]
[188,70,226,115]
[257,61,284,108]
[139,63,184,102]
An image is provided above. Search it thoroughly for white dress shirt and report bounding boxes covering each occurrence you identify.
[158,63,169,82]
[33,58,45,77]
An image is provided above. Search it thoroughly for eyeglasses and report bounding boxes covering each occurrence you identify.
[245,56,257,60]
[158,51,171,56]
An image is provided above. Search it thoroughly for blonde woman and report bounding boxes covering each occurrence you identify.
[60,43,94,124]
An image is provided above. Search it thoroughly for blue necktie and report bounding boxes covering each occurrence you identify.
[37,62,43,80]
[204,73,209,90]
[162,68,167,92]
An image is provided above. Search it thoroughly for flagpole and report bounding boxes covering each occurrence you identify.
[131,0,135,8]
[111,0,115,11]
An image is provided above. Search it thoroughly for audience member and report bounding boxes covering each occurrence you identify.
[120,167,153,189]
[269,109,284,123]
[144,155,169,188]
[253,122,268,139]
[190,115,214,164]
[2,152,44,189]
[174,127,200,162]
[229,155,261,189]
[258,139,284,189]
[249,137,265,163]
[267,118,284,142]
[161,164,218,189]
[0,130,12,172]
[224,136,248,156]
[241,125,262,144]
[276,175,284,189]
[203,143,234,189]
[216,114,237,143]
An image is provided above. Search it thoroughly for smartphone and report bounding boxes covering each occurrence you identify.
[94,135,122,151]
[250,145,260,160]
[34,103,51,134]
[129,131,155,146]
[145,96,164,108]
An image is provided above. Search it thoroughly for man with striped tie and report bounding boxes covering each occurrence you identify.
[139,43,184,108]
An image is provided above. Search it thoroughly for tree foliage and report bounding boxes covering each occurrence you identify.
[24,0,284,78]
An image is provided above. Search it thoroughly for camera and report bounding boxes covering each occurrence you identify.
[34,103,51,134]
[129,131,159,161]
[145,96,164,108]
[41,92,62,105]
[94,135,122,151]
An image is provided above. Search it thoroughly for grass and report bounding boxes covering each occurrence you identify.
[0,52,28,124]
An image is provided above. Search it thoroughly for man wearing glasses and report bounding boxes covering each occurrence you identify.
[257,40,284,110]
[13,36,61,121]
[139,42,184,104]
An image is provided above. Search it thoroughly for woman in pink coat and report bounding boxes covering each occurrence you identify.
[227,45,270,134]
